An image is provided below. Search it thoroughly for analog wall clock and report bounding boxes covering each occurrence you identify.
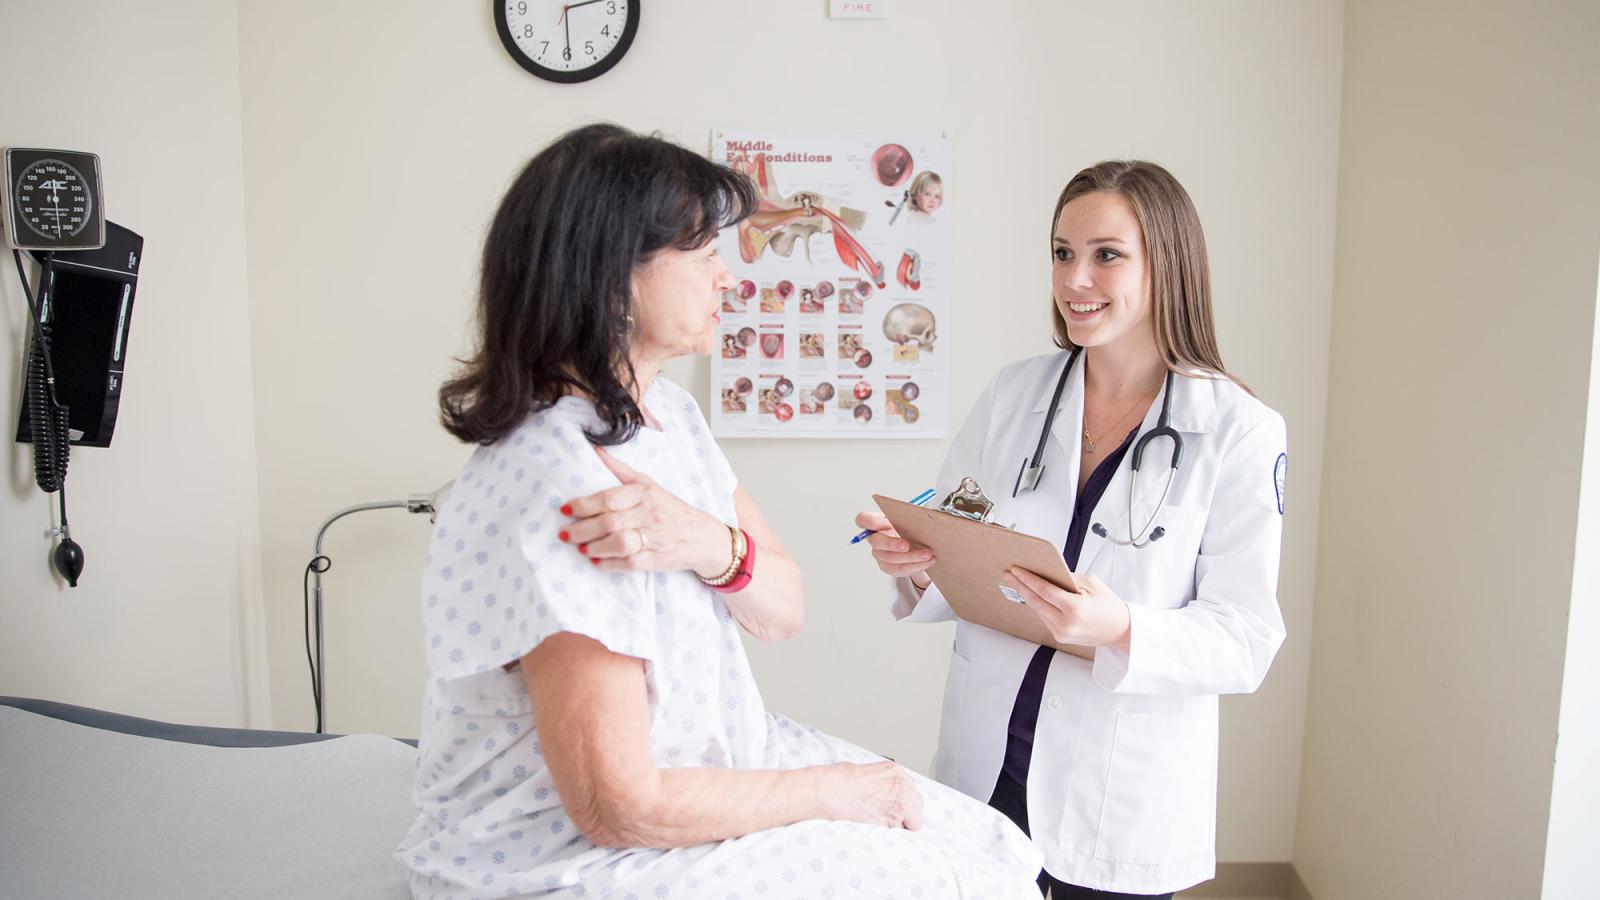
[495,0,639,84]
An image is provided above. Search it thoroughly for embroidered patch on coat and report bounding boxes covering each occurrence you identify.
[1274,452,1288,515]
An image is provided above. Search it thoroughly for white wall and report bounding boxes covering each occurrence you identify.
[237,0,1342,863]
[1543,257,1600,898]
[1294,1,1600,897]
[0,0,269,727]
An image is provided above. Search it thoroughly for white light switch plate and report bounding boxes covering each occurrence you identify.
[829,0,887,20]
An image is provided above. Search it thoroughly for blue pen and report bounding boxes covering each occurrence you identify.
[850,489,937,544]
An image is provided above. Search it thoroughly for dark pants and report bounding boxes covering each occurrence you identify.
[988,769,1175,900]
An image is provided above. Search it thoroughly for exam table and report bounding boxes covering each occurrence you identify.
[0,696,417,899]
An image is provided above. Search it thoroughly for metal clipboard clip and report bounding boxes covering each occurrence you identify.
[940,478,1023,600]
[936,477,1017,531]
[939,477,1000,525]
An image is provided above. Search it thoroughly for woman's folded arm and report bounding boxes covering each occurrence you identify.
[522,632,920,849]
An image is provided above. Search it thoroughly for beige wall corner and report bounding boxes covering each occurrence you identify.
[1295,2,1600,897]
[0,1,268,728]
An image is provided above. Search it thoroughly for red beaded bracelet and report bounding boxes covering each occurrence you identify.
[705,528,756,594]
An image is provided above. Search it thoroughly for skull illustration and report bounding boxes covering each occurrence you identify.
[882,303,937,351]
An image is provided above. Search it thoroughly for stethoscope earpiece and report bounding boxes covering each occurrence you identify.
[1091,522,1166,544]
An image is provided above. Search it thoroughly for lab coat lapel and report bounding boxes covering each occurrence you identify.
[1041,351,1086,504]
[1004,352,1084,548]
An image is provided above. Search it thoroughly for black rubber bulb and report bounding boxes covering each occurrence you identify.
[53,537,84,587]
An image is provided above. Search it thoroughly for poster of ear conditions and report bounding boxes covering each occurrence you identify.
[710,128,950,440]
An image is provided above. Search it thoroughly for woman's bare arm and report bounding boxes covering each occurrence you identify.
[521,632,921,849]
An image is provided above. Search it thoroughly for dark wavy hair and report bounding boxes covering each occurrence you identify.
[439,124,758,446]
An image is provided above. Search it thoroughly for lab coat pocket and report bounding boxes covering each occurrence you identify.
[1093,710,1213,864]
[1108,506,1206,610]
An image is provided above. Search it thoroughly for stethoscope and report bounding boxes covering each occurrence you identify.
[1011,347,1184,548]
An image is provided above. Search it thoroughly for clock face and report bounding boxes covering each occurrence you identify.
[4,148,105,251]
[495,0,639,84]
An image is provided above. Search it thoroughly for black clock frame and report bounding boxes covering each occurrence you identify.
[493,0,640,84]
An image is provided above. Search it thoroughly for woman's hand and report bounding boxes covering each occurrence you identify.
[818,760,924,831]
[853,511,936,590]
[1002,568,1133,650]
[561,447,732,580]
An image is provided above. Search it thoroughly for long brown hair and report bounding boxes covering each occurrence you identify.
[1050,160,1249,391]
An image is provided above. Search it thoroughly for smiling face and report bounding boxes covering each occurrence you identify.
[1050,190,1152,352]
[631,233,735,361]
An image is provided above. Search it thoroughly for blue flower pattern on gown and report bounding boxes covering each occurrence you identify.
[396,378,1042,898]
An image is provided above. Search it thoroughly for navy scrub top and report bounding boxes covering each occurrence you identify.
[1001,426,1138,783]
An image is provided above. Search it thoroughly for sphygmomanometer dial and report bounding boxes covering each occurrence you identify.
[4,148,106,251]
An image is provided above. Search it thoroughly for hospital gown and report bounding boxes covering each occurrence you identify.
[395,377,1042,899]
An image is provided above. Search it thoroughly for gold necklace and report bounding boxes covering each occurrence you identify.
[1083,392,1154,453]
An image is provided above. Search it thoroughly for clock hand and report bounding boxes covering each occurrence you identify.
[565,0,605,10]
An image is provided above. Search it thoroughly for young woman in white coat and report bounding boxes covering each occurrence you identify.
[855,160,1288,898]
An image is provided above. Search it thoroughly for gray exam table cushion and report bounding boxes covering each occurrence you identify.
[0,705,417,899]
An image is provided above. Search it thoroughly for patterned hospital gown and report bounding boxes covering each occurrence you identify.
[395,378,1042,899]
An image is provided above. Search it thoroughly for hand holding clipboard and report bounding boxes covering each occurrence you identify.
[872,480,1097,661]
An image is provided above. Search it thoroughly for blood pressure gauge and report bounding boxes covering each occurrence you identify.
[3,148,106,251]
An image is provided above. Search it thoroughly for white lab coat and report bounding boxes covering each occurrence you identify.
[891,350,1287,895]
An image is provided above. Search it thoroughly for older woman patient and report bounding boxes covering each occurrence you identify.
[394,124,1040,899]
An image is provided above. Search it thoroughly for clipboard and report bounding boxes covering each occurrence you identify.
[874,493,1095,661]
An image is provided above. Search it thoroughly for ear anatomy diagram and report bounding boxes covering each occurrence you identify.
[896,249,922,290]
[871,143,914,187]
[873,143,916,225]
[732,153,887,288]
[710,129,948,440]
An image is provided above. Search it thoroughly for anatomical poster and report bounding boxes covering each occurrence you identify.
[710,128,950,439]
